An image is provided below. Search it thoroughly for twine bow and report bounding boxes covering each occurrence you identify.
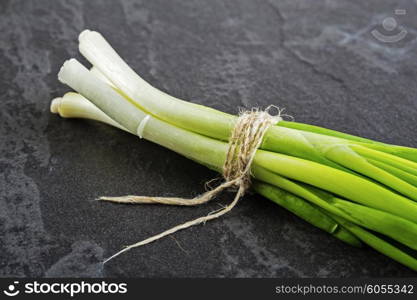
[101,108,280,263]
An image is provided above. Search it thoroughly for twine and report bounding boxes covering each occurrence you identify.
[101,107,280,263]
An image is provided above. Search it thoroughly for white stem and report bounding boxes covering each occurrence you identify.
[57,58,227,171]
[58,59,146,133]
[79,30,234,140]
[50,92,129,133]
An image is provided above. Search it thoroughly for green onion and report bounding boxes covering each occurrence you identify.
[52,31,417,271]
[52,91,361,247]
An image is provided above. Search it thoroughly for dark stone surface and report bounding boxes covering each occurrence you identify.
[0,0,416,277]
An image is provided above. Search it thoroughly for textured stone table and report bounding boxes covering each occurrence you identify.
[1,0,416,277]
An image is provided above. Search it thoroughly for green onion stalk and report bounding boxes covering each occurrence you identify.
[52,30,417,271]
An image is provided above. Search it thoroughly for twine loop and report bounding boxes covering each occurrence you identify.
[101,107,280,263]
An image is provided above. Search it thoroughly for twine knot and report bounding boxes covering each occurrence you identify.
[101,107,280,263]
[223,108,281,189]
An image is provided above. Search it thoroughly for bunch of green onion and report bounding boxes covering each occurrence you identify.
[52,30,417,271]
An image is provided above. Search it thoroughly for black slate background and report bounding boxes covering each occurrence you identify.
[1,0,417,277]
